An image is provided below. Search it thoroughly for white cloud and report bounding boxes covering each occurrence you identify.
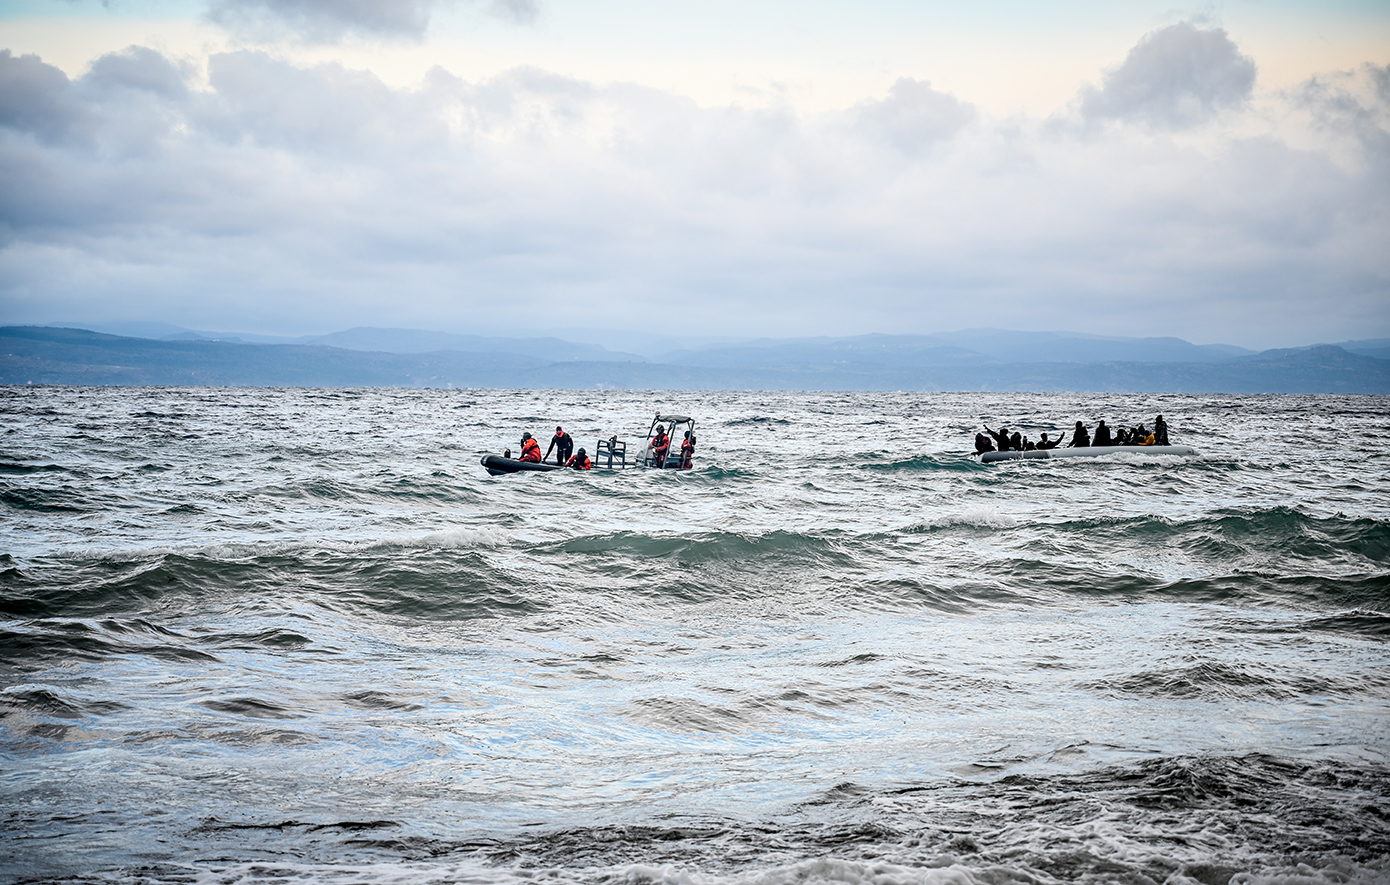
[0,25,1386,347]
[1077,23,1257,128]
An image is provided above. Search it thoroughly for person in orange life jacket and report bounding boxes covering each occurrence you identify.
[518,432,542,463]
[650,424,670,467]
[679,430,695,468]
[566,448,592,470]
[545,425,573,464]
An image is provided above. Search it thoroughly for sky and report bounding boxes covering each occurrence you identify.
[0,0,1387,349]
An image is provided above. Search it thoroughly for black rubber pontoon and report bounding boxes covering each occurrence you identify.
[481,454,564,476]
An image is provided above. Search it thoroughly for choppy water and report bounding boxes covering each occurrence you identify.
[2,387,1388,885]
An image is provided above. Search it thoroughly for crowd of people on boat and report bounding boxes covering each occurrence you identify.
[505,423,696,470]
[974,414,1170,454]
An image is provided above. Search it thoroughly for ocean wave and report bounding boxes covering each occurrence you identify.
[861,454,986,472]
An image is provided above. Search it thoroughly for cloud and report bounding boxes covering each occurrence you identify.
[207,0,438,41]
[0,42,1385,347]
[1078,22,1257,128]
[853,78,975,154]
[0,50,89,144]
[205,0,537,43]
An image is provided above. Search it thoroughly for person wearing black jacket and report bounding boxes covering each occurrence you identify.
[1093,421,1113,446]
[1067,421,1090,447]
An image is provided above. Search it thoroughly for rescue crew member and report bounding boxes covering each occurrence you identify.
[566,448,592,470]
[650,424,670,468]
[518,432,542,463]
[680,431,695,468]
[545,425,573,465]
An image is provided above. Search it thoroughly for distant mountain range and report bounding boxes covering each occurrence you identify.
[3,325,1388,393]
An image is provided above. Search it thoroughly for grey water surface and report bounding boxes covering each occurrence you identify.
[2,387,1388,885]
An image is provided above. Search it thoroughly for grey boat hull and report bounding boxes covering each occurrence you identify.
[980,445,1197,463]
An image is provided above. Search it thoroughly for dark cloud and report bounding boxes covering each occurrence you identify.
[853,78,974,154]
[1079,23,1256,128]
[208,0,440,42]
[84,46,189,99]
[0,51,89,144]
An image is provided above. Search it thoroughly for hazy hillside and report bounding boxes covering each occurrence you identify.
[4,326,1388,393]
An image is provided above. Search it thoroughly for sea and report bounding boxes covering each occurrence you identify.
[2,386,1388,885]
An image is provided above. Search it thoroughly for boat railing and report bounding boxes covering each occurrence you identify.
[596,436,627,468]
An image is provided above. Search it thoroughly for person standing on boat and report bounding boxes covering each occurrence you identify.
[1066,421,1090,447]
[1154,415,1169,446]
[1093,421,1113,446]
[680,430,695,468]
[566,448,592,470]
[545,425,573,465]
[519,432,542,463]
[650,424,670,467]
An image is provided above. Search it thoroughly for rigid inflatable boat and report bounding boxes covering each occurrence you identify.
[981,445,1197,463]
[480,454,564,476]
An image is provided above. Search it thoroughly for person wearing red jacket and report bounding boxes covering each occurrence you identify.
[566,448,592,470]
[650,425,669,467]
[679,431,695,468]
[518,432,542,463]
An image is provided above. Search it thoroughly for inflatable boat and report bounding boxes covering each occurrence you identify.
[980,445,1197,463]
[480,454,564,476]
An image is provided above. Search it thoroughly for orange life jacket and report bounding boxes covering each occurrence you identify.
[520,439,541,462]
[567,454,591,470]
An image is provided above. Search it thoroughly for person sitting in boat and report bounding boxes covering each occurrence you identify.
[1066,421,1090,447]
[1093,420,1113,446]
[974,432,995,454]
[1021,435,1036,451]
[1136,424,1156,446]
[1037,431,1064,450]
[650,424,670,467]
[519,432,542,463]
[545,425,574,465]
[1010,431,1023,452]
[982,424,1012,451]
[566,448,592,470]
[1154,415,1169,446]
[680,431,695,468]
[1114,427,1132,445]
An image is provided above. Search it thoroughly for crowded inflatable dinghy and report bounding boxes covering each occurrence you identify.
[981,445,1198,463]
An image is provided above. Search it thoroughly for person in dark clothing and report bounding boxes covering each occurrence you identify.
[1066,421,1090,447]
[983,425,1012,451]
[1022,435,1036,451]
[1037,431,1065,450]
[974,432,995,454]
[1154,415,1169,446]
[1114,427,1131,446]
[1093,421,1113,446]
[1010,431,1023,452]
[545,425,573,465]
